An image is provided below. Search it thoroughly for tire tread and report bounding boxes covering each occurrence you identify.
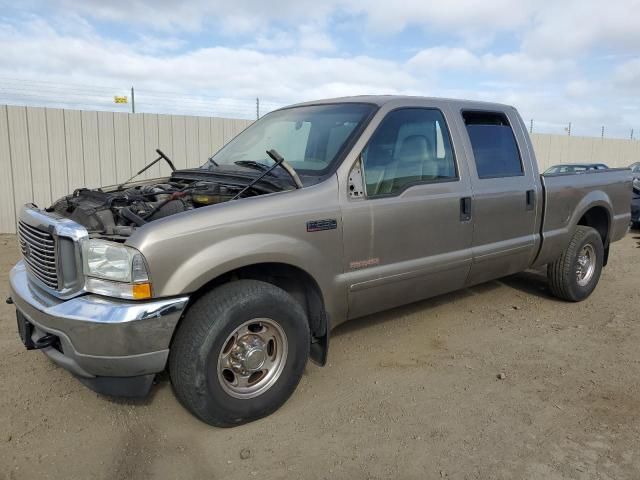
[547,225,602,302]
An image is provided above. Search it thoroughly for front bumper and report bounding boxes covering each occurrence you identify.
[10,261,189,396]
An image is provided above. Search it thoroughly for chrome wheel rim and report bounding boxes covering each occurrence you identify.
[576,244,596,287]
[217,318,288,399]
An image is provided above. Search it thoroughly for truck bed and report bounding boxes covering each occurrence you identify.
[534,168,633,266]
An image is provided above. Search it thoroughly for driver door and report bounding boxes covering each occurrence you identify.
[340,107,474,319]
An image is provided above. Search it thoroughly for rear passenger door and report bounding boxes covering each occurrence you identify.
[459,110,540,286]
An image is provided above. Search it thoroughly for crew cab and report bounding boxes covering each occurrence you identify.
[8,96,633,426]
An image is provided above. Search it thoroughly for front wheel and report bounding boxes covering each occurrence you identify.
[169,280,310,427]
[547,225,604,302]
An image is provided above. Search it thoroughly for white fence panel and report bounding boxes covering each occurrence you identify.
[26,107,52,208]
[81,110,101,189]
[0,105,16,233]
[7,106,34,227]
[63,110,85,191]
[46,108,69,200]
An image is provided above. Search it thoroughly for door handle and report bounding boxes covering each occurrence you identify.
[526,189,535,211]
[460,197,472,221]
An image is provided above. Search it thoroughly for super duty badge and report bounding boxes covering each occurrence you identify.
[306,219,337,232]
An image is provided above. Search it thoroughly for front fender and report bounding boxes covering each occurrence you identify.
[126,175,346,325]
[164,233,329,295]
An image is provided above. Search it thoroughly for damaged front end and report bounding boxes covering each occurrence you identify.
[47,168,286,239]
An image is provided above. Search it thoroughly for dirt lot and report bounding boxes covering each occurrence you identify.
[1,231,640,480]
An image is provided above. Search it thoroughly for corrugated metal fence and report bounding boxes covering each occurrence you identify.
[1,104,639,233]
[0,105,251,233]
[530,133,640,172]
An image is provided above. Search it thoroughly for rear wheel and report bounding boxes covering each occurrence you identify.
[547,225,604,302]
[169,279,310,427]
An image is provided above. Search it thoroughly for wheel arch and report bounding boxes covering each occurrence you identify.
[576,205,611,265]
[173,262,330,366]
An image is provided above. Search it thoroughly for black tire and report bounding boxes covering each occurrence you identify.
[547,225,604,302]
[169,279,310,427]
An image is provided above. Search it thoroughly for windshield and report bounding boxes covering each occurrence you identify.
[203,103,375,177]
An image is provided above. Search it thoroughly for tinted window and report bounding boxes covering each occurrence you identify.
[361,108,457,197]
[463,111,523,179]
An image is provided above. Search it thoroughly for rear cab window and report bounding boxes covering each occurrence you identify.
[462,111,523,179]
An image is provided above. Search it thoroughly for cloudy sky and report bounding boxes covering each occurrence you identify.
[1,0,639,137]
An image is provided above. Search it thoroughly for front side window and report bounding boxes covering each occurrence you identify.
[361,108,457,197]
[463,111,523,179]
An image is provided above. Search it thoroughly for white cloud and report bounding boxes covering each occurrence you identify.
[50,0,339,33]
[298,24,335,52]
[408,47,568,80]
[345,0,539,34]
[523,0,640,57]
[613,58,640,92]
[0,16,416,112]
[64,0,534,37]
[407,47,481,70]
[2,2,640,137]
[247,24,335,53]
[246,30,296,52]
[565,80,593,98]
[134,34,187,54]
[28,0,640,61]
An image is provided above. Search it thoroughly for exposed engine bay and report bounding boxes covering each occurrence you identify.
[46,147,302,239]
[47,174,272,239]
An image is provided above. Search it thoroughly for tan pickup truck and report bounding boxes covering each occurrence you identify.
[9,96,633,426]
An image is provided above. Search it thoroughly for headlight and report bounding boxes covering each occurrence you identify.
[633,177,640,192]
[82,240,152,300]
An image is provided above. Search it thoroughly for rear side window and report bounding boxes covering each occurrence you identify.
[463,111,523,179]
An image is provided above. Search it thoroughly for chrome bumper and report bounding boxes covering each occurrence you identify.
[10,261,189,381]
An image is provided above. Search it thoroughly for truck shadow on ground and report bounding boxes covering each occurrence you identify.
[333,269,556,339]
[113,269,558,400]
[97,372,171,406]
[498,269,557,300]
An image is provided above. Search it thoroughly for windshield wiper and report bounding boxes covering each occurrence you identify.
[234,160,271,172]
[265,149,303,189]
[232,149,302,200]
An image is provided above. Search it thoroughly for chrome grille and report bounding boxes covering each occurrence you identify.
[18,220,59,289]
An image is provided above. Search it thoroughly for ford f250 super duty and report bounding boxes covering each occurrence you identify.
[8,96,633,426]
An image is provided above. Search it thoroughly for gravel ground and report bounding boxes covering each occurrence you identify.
[1,231,640,480]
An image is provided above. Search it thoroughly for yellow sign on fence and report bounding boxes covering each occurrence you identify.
[114,96,128,104]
